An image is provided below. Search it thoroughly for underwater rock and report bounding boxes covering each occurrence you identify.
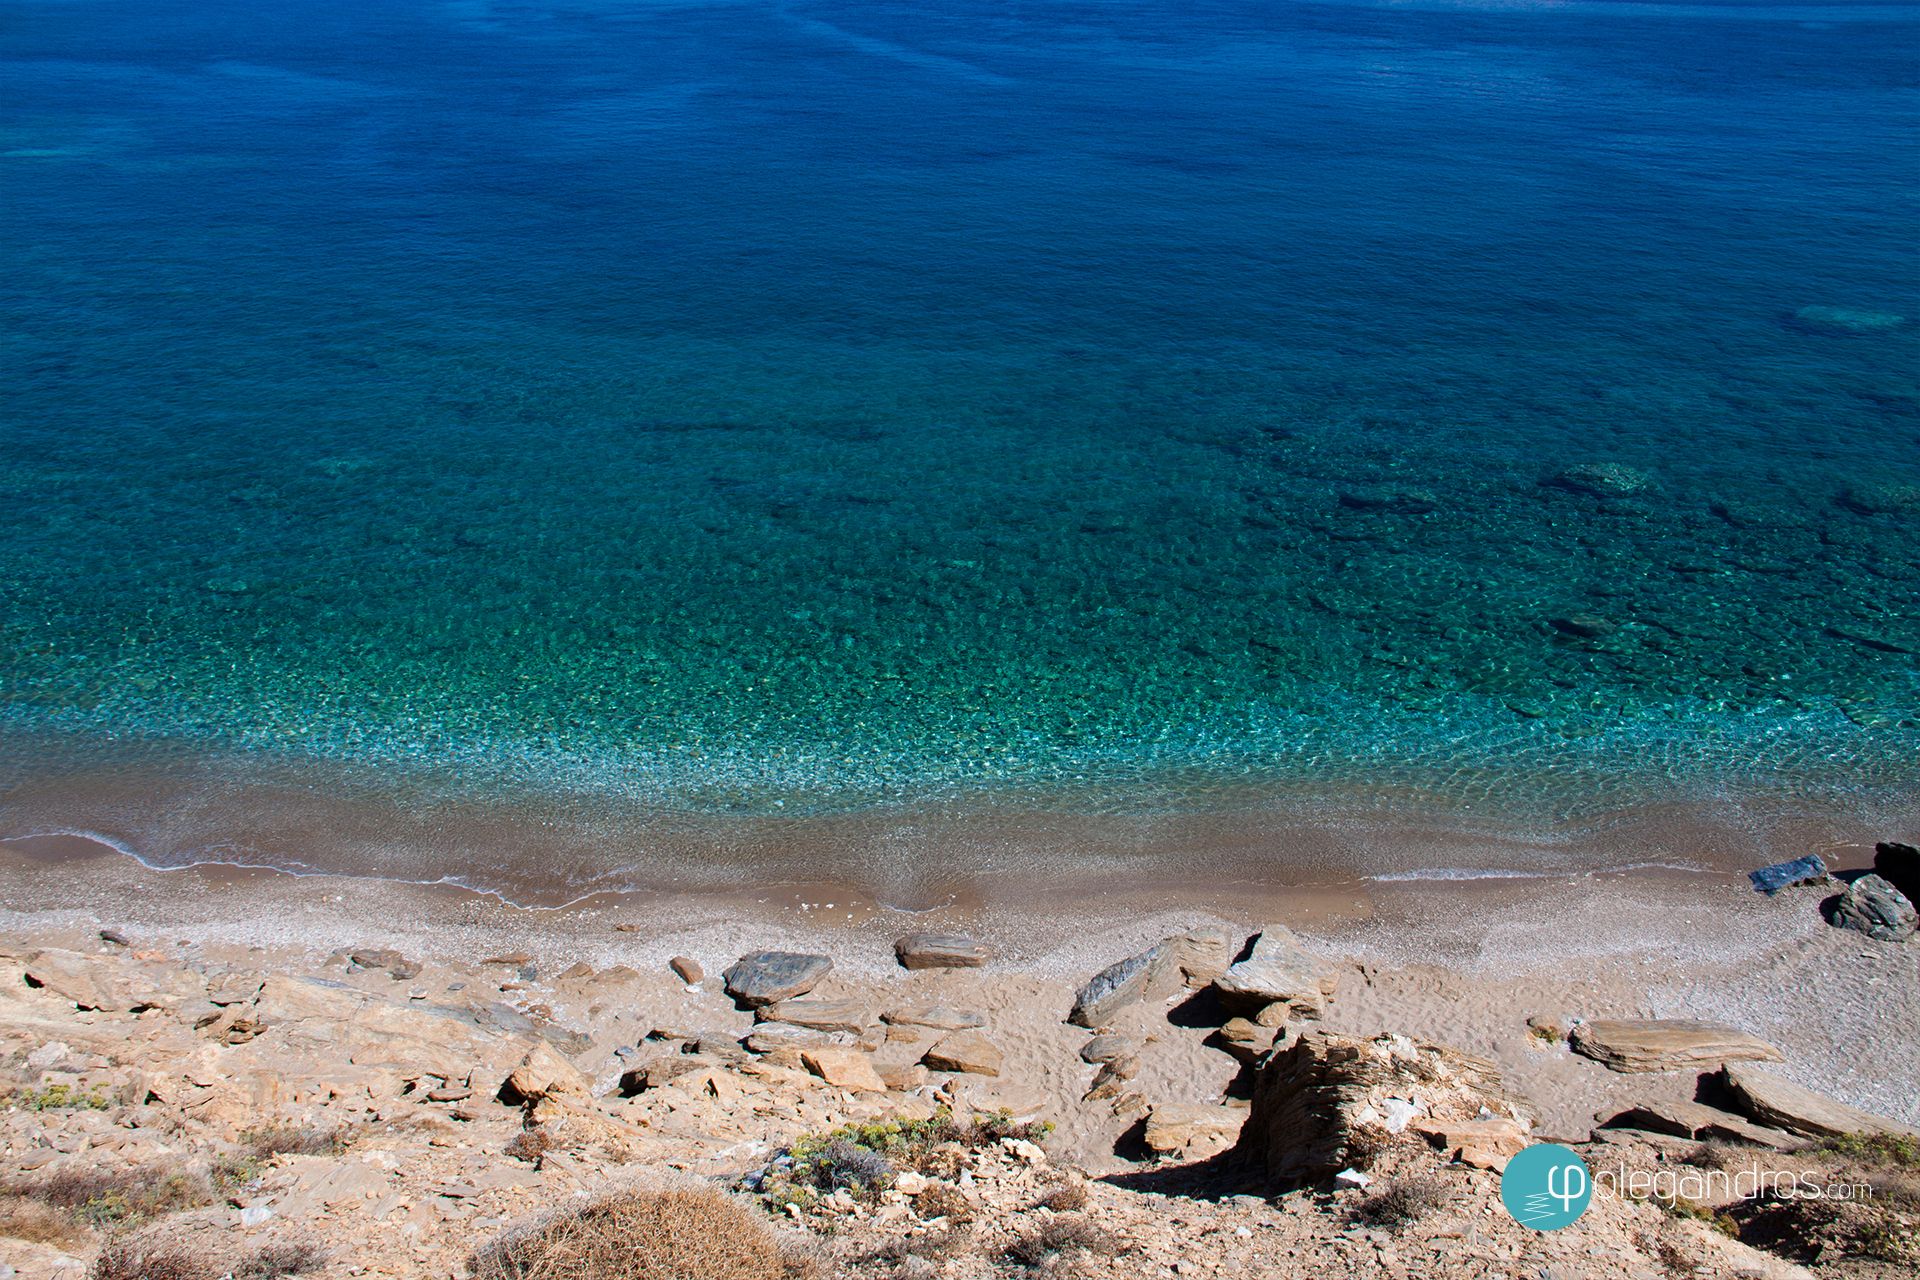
[1791,305,1905,335]
[1837,482,1920,516]
[1547,463,1652,498]
[1748,854,1828,896]
[1336,485,1439,515]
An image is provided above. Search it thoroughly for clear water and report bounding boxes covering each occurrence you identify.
[2,0,1917,841]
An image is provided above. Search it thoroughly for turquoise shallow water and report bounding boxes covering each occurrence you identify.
[1,0,1917,850]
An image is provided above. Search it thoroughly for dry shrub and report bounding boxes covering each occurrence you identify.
[506,1126,556,1164]
[471,1186,783,1280]
[234,1242,329,1279]
[240,1124,352,1160]
[88,1241,216,1280]
[0,1191,87,1247]
[914,1182,973,1224]
[1034,1180,1088,1212]
[1355,1171,1452,1227]
[1004,1215,1114,1268]
[17,1166,211,1226]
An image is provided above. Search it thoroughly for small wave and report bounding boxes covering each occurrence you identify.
[1369,859,1707,882]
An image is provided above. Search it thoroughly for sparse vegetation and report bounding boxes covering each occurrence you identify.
[0,1191,87,1248]
[233,1242,329,1279]
[88,1241,215,1280]
[470,1186,784,1280]
[1034,1179,1089,1212]
[1814,1131,1920,1169]
[239,1123,354,1160]
[12,1166,212,1228]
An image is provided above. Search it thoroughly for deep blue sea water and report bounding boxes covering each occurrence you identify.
[2,0,1917,876]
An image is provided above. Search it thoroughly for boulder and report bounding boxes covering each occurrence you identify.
[1144,1103,1244,1157]
[800,1047,885,1093]
[1079,1034,1139,1065]
[1068,925,1239,1028]
[1874,841,1920,904]
[893,933,993,970]
[1569,1019,1783,1073]
[499,1042,590,1105]
[1825,873,1918,942]
[1748,854,1829,896]
[722,951,832,1007]
[742,1024,845,1055]
[1599,1099,1800,1150]
[755,998,872,1035]
[668,956,704,986]
[882,1005,986,1031]
[1233,1031,1532,1186]
[921,1029,1003,1077]
[1210,925,1339,1018]
[1720,1065,1920,1140]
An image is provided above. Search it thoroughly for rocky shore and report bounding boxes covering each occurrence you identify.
[1,838,1917,1279]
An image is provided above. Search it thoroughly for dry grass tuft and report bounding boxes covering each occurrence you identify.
[0,1191,88,1248]
[239,1124,353,1160]
[88,1241,217,1280]
[13,1166,211,1227]
[234,1242,330,1279]
[506,1126,556,1164]
[471,1186,784,1280]
[1004,1215,1115,1268]
[1355,1171,1452,1227]
[1034,1179,1089,1212]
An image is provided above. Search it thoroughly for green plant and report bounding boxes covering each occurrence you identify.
[18,1083,111,1112]
[1815,1132,1920,1169]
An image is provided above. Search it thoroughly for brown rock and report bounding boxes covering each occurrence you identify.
[349,949,421,981]
[1599,1098,1801,1149]
[800,1047,886,1093]
[894,933,994,970]
[921,1029,1003,1077]
[876,1062,930,1092]
[1144,1103,1245,1157]
[483,952,533,966]
[1212,1017,1276,1065]
[1080,1034,1139,1065]
[1719,1064,1920,1139]
[668,956,704,986]
[499,1041,591,1105]
[1569,1019,1783,1073]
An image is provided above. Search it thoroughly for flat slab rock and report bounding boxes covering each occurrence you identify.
[1570,1019,1783,1073]
[755,998,872,1034]
[1748,854,1828,896]
[800,1046,886,1093]
[920,1028,1003,1076]
[1600,1099,1800,1150]
[721,951,833,1007]
[881,1004,986,1030]
[893,932,994,969]
[1720,1064,1920,1140]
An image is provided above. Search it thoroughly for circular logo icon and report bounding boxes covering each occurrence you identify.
[1500,1143,1592,1230]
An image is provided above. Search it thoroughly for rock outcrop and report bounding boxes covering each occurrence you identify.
[920,1028,1003,1077]
[1569,1019,1783,1073]
[1234,1032,1532,1185]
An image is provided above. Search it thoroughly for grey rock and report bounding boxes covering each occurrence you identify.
[721,951,833,1007]
[1211,925,1339,1018]
[1721,1064,1919,1139]
[881,1004,986,1031]
[1748,854,1828,895]
[1069,925,1238,1027]
[1826,873,1918,942]
[755,998,871,1034]
[1079,1034,1140,1065]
